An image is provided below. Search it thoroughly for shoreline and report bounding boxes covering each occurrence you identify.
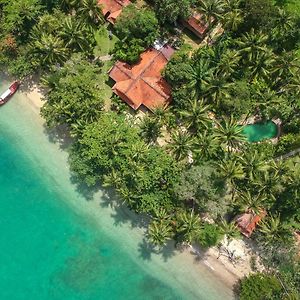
[2,74,251,297]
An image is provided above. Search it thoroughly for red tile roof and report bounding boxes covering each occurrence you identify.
[109,47,174,111]
[235,211,267,238]
[98,0,131,24]
[182,12,210,39]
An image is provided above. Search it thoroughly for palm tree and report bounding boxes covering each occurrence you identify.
[240,150,269,181]
[152,207,171,222]
[236,190,267,215]
[117,186,138,208]
[193,130,220,161]
[219,218,240,242]
[214,116,246,151]
[77,0,104,28]
[198,0,225,31]
[258,214,293,247]
[103,169,123,188]
[236,29,268,63]
[272,51,300,88]
[283,72,300,98]
[254,86,281,119]
[139,116,162,144]
[129,141,148,161]
[152,107,171,126]
[59,17,89,51]
[147,220,173,248]
[248,49,276,81]
[31,33,68,66]
[222,8,243,32]
[216,50,241,77]
[222,0,243,32]
[167,130,195,161]
[176,210,202,244]
[205,74,231,106]
[217,157,245,196]
[60,0,78,11]
[254,170,283,204]
[179,99,211,132]
[105,131,124,157]
[189,60,213,99]
[271,8,295,43]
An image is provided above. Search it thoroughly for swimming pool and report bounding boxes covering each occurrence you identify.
[242,121,278,142]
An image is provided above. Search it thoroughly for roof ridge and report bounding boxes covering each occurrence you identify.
[124,49,162,95]
[115,0,128,7]
[113,64,131,80]
[142,77,168,99]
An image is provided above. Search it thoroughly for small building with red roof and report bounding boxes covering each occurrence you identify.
[98,0,131,24]
[108,46,174,112]
[181,12,211,39]
[235,211,267,238]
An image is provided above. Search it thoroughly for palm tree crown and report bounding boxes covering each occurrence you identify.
[214,116,246,151]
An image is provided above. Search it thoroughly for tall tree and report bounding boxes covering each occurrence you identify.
[77,0,104,28]
[167,130,195,161]
[198,0,225,30]
[139,116,162,144]
[189,60,213,99]
[59,17,91,51]
[30,33,68,66]
[153,0,191,24]
[179,99,211,132]
[147,220,173,248]
[214,116,246,151]
[222,0,243,32]
[175,210,202,244]
[258,214,293,247]
[236,29,269,63]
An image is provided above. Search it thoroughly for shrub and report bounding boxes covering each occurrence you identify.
[275,133,300,156]
[197,223,223,248]
[239,273,282,300]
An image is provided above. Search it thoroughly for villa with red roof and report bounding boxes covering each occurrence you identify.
[182,12,212,39]
[98,0,131,24]
[235,211,267,238]
[108,46,174,112]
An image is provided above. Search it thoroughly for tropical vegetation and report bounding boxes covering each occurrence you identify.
[0,0,299,298]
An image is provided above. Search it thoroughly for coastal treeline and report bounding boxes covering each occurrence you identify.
[1,0,300,298]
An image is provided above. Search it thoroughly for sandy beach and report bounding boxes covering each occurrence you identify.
[1,74,254,298]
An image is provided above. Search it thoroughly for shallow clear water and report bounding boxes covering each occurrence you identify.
[242,121,278,142]
[0,78,233,300]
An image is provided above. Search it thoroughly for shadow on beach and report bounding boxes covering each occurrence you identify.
[43,124,74,150]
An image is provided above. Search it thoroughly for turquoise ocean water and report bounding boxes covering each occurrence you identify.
[0,78,233,300]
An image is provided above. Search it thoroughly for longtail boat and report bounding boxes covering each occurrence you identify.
[0,81,20,106]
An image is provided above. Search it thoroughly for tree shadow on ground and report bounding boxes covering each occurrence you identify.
[108,201,149,229]
[69,174,99,201]
[43,124,74,150]
[137,239,179,262]
[189,245,208,263]
[137,238,155,261]
[157,240,178,262]
[18,72,49,96]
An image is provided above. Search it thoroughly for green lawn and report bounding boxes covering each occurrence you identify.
[181,28,202,50]
[93,25,119,107]
[94,25,119,57]
[98,60,115,107]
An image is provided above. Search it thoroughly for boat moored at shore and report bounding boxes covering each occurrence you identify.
[0,81,19,105]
